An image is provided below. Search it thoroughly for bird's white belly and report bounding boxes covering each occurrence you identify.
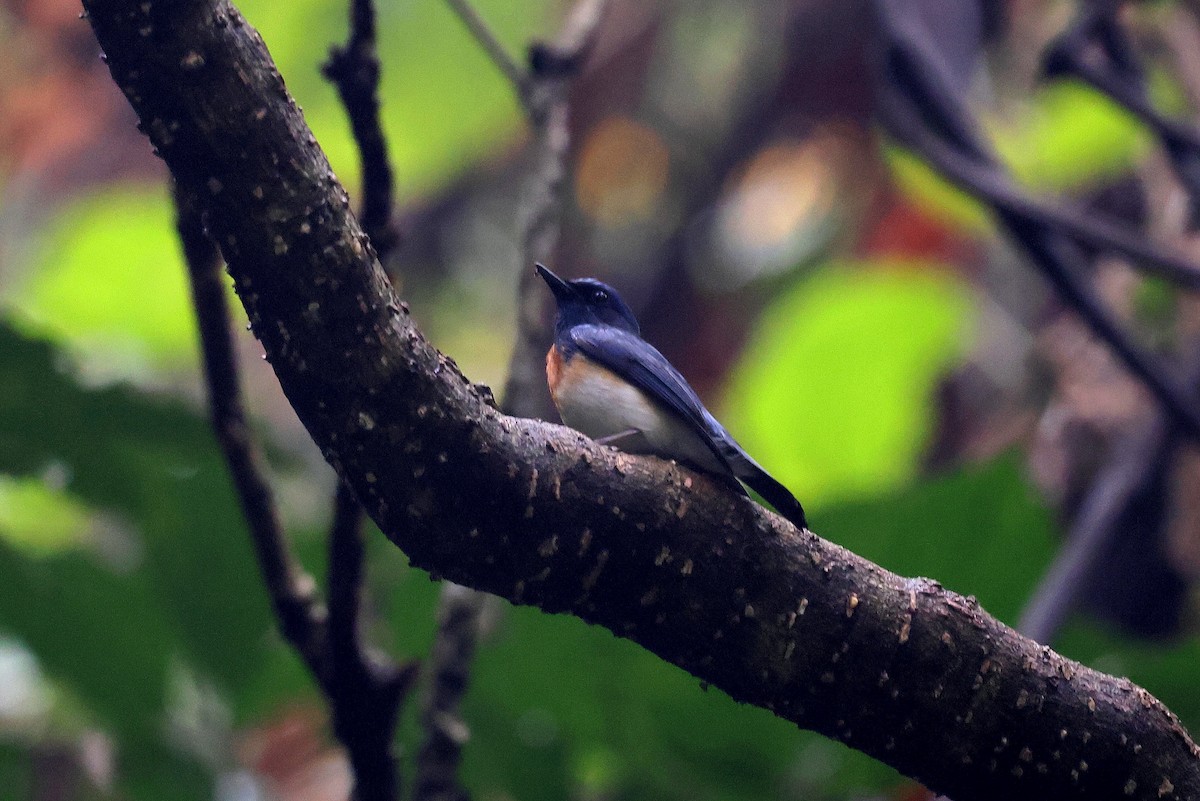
[555,361,724,473]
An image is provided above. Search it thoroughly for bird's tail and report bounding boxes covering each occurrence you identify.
[740,466,809,531]
[719,443,807,530]
[701,413,808,529]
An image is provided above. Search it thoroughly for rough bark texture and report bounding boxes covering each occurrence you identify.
[82,1,1200,799]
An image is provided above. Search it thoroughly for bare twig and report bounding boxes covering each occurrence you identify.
[1043,6,1200,214]
[887,112,1200,289]
[178,177,415,801]
[321,2,414,799]
[442,0,530,100]
[175,181,329,675]
[503,0,608,420]
[414,2,607,797]
[412,584,487,801]
[1018,415,1169,643]
[323,0,400,259]
[327,481,419,801]
[1016,4,1200,645]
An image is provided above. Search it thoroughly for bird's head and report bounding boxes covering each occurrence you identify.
[536,263,640,336]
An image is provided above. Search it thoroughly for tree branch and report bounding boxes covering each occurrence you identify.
[1017,5,1200,646]
[321,2,415,797]
[178,2,416,794]
[412,583,486,801]
[327,480,418,801]
[174,180,329,676]
[322,0,399,260]
[1043,4,1200,214]
[442,0,529,100]
[1017,414,1168,643]
[452,0,607,421]
[91,2,1200,799]
[415,3,606,793]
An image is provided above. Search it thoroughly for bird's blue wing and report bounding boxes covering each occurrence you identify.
[569,324,808,527]
[567,324,736,470]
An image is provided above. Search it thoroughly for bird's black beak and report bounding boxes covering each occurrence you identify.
[535,263,574,302]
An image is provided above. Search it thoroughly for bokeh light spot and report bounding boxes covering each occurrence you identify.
[575,116,670,228]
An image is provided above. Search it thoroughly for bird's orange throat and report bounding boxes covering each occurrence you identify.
[546,345,564,406]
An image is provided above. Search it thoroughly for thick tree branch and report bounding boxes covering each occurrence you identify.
[89,2,1200,799]
[178,143,416,801]
[178,3,415,793]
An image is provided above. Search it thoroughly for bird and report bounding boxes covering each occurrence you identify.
[537,263,808,530]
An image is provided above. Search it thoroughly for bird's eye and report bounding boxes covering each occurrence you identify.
[593,289,608,302]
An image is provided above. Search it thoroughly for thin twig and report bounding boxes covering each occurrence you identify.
[442,0,530,100]
[1044,6,1200,213]
[1017,415,1169,643]
[323,0,401,259]
[178,178,415,801]
[328,481,368,675]
[890,117,1200,289]
[1017,4,1200,645]
[878,7,1200,288]
[327,481,419,801]
[503,0,608,420]
[412,584,487,801]
[321,1,414,798]
[1018,338,1200,644]
[175,181,329,676]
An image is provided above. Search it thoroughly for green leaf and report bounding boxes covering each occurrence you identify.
[723,262,972,508]
[8,187,196,377]
[992,80,1148,192]
[0,475,91,555]
[883,144,992,231]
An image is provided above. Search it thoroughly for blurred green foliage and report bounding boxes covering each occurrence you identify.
[5,0,554,384]
[9,187,196,376]
[0,475,91,555]
[241,0,554,198]
[888,80,1153,230]
[993,81,1148,192]
[724,262,973,508]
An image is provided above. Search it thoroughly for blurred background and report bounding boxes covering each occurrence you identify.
[2,0,1200,798]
